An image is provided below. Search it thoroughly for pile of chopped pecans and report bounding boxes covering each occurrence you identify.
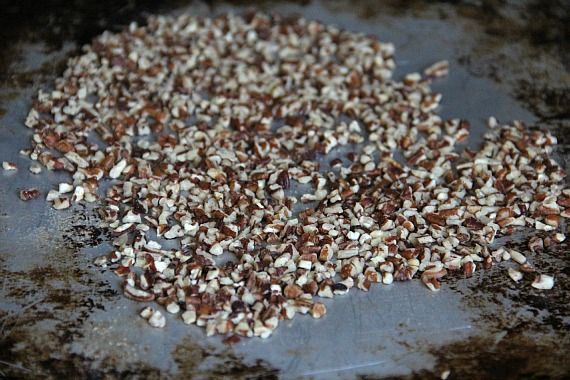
[22,13,568,337]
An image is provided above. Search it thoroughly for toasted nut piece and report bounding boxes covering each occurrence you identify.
[19,188,40,201]
[58,182,74,193]
[109,159,127,178]
[29,163,42,174]
[482,256,493,270]
[124,284,155,301]
[531,274,554,290]
[382,272,394,285]
[519,263,535,273]
[284,284,303,299]
[209,243,223,256]
[553,233,566,243]
[148,310,166,328]
[421,268,447,292]
[182,309,197,324]
[508,268,523,282]
[528,236,544,252]
[52,197,71,210]
[277,170,290,189]
[2,161,17,171]
[463,261,475,278]
[544,214,560,227]
[140,306,154,319]
[166,302,180,314]
[509,250,526,265]
[310,302,327,319]
[424,60,449,78]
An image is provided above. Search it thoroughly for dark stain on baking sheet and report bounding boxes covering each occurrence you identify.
[0,208,127,377]
[425,333,568,380]
[430,243,570,379]
[0,252,121,378]
[172,338,279,379]
[0,211,276,378]
[445,238,570,331]
[360,241,570,379]
[0,332,163,379]
[62,209,110,249]
[361,334,568,380]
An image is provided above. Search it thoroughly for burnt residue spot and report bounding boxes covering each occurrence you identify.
[445,240,570,333]
[0,255,125,378]
[421,332,569,380]
[0,331,164,379]
[361,313,570,379]
[519,1,570,55]
[450,1,570,133]
[0,0,191,85]
[63,224,106,249]
[61,208,111,249]
[361,240,570,379]
[515,80,570,122]
[172,338,279,379]
[0,208,163,378]
[407,242,570,379]
[0,92,19,118]
[2,57,70,90]
[454,0,569,48]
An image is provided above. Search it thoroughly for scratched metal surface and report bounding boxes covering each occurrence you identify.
[1,1,569,379]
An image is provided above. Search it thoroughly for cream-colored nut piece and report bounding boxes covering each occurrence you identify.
[181,309,196,324]
[140,306,154,319]
[148,310,166,328]
[58,182,74,193]
[507,268,523,283]
[531,275,554,290]
[509,250,526,265]
[29,163,42,174]
[52,198,71,210]
[209,243,223,256]
[2,161,17,171]
[109,159,127,179]
[310,302,327,319]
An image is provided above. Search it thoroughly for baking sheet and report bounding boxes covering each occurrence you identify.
[1,1,569,378]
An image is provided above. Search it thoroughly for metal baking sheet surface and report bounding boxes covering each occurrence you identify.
[1,1,568,378]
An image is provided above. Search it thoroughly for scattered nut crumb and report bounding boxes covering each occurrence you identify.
[19,188,40,201]
[508,268,523,283]
[531,274,554,290]
[2,161,17,171]
[29,163,42,174]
